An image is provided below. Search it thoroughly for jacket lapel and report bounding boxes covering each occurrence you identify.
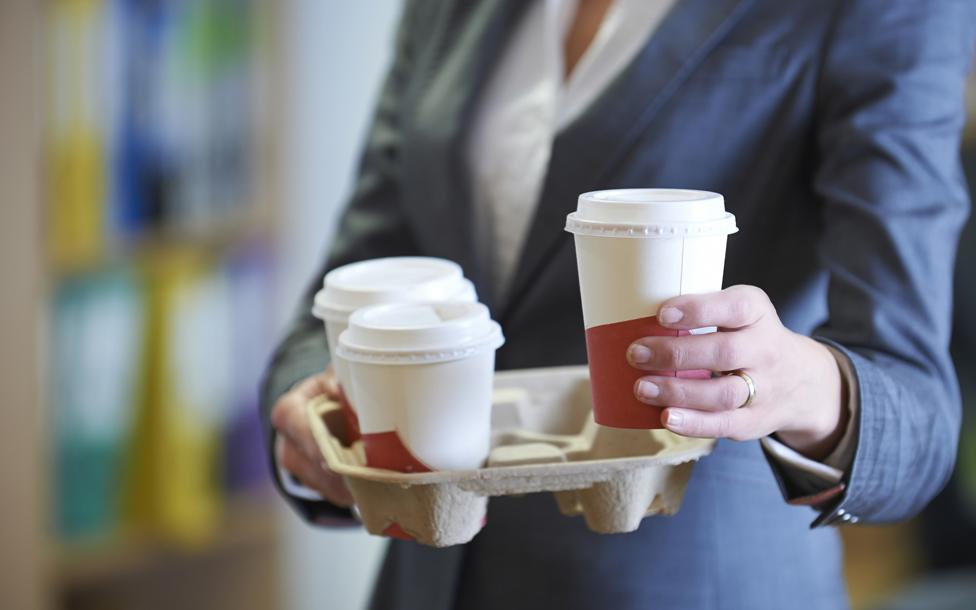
[502,0,755,319]
[404,0,527,312]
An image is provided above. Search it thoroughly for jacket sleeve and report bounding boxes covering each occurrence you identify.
[807,0,975,526]
[258,2,424,523]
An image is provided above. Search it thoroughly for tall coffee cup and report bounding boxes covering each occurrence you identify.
[565,189,737,429]
[312,257,477,442]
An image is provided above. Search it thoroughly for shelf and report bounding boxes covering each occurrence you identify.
[47,206,277,279]
[55,491,277,591]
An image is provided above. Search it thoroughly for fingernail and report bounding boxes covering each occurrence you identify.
[666,409,684,427]
[659,306,684,325]
[637,380,660,399]
[628,344,651,363]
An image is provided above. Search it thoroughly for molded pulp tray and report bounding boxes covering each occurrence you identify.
[306,366,715,547]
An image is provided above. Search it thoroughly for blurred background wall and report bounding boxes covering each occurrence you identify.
[0,2,974,610]
[274,2,399,610]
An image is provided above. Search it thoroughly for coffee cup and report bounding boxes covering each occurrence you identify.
[312,257,477,442]
[565,189,737,429]
[336,301,504,472]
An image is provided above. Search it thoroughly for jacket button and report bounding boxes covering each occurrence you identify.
[826,508,847,526]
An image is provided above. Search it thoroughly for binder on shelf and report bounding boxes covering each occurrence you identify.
[130,251,235,545]
[223,245,276,491]
[50,267,145,540]
[46,0,116,265]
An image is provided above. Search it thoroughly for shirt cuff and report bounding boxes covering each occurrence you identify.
[820,344,860,472]
[760,344,860,511]
[760,436,843,487]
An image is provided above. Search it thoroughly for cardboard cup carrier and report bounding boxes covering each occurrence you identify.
[565,189,738,429]
[312,257,477,442]
[306,366,715,547]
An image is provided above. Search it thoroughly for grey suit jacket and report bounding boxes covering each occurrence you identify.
[261,1,975,608]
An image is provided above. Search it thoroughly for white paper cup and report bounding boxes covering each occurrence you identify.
[311,257,477,441]
[336,301,504,472]
[565,189,737,429]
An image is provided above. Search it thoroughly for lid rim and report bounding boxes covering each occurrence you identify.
[338,302,504,365]
[337,330,504,365]
[565,212,738,238]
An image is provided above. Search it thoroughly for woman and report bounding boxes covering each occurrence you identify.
[263,1,975,608]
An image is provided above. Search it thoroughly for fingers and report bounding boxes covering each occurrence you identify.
[661,406,759,442]
[628,330,754,372]
[294,370,340,401]
[278,439,354,507]
[657,285,771,331]
[272,373,355,507]
[322,370,340,398]
[272,370,343,454]
[272,371,357,507]
[634,374,752,411]
[271,390,321,459]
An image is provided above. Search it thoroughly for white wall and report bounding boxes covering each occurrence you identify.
[275,3,402,610]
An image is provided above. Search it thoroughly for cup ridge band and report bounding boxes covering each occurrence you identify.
[564,212,738,238]
[336,332,504,365]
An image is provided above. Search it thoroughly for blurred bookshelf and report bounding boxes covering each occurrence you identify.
[37,0,283,608]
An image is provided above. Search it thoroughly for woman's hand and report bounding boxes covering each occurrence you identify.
[270,367,355,507]
[628,285,848,460]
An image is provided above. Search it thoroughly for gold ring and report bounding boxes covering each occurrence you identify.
[724,369,756,408]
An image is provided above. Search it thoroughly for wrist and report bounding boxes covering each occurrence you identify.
[776,337,848,461]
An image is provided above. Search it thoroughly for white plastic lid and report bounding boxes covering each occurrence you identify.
[565,189,737,238]
[337,302,505,365]
[311,257,477,322]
